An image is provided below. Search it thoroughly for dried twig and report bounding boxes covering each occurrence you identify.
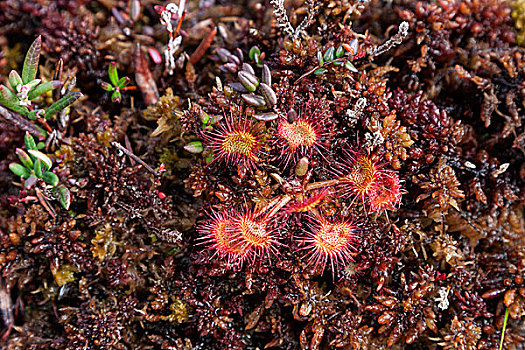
[345,97,367,127]
[111,141,159,176]
[270,0,295,36]
[134,44,159,106]
[157,1,186,75]
[0,278,13,331]
[35,188,57,220]
[370,22,409,58]
[270,0,317,39]
[0,105,46,140]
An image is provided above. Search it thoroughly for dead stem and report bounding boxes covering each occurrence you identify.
[111,141,159,176]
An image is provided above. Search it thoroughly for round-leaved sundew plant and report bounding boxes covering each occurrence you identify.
[368,171,403,215]
[275,107,331,166]
[196,209,249,267]
[202,114,264,170]
[285,189,330,215]
[334,147,380,205]
[333,145,403,213]
[232,207,280,262]
[197,205,280,266]
[299,213,359,278]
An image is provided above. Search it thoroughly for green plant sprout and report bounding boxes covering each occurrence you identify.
[0,36,82,121]
[296,42,359,83]
[100,62,134,103]
[499,307,509,350]
[9,132,71,210]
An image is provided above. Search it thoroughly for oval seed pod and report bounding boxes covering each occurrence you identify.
[295,157,309,176]
[259,83,277,107]
[253,113,278,121]
[242,94,266,107]
[262,64,272,85]
[238,71,259,92]
[242,63,255,75]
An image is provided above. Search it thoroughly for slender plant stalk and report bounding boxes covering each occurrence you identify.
[499,307,509,350]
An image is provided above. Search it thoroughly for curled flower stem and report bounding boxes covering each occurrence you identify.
[305,178,339,192]
[259,195,292,219]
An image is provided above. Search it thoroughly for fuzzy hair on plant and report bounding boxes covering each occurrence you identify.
[196,209,250,267]
[368,171,403,214]
[197,205,281,266]
[332,145,402,213]
[298,213,359,279]
[284,189,330,215]
[201,113,264,170]
[275,106,331,167]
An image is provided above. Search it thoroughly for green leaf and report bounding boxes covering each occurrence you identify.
[333,61,343,65]
[248,46,261,61]
[24,79,41,91]
[0,84,20,104]
[201,112,211,126]
[24,132,38,151]
[28,80,62,100]
[27,150,52,170]
[44,92,82,120]
[184,141,203,154]
[9,163,31,178]
[37,142,45,150]
[42,171,59,186]
[323,47,335,62]
[336,45,345,58]
[116,76,130,89]
[22,36,41,84]
[0,85,28,115]
[254,52,261,65]
[100,82,114,91]
[35,126,48,140]
[344,61,358,73]
[56,185,71,210]
[8,70,23,91]
[111,90,122,103]
[314,68,327,75]
[15,148,33,169]
[317,51,324,66]
[34,158,43,178]
[108,62,119,86]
